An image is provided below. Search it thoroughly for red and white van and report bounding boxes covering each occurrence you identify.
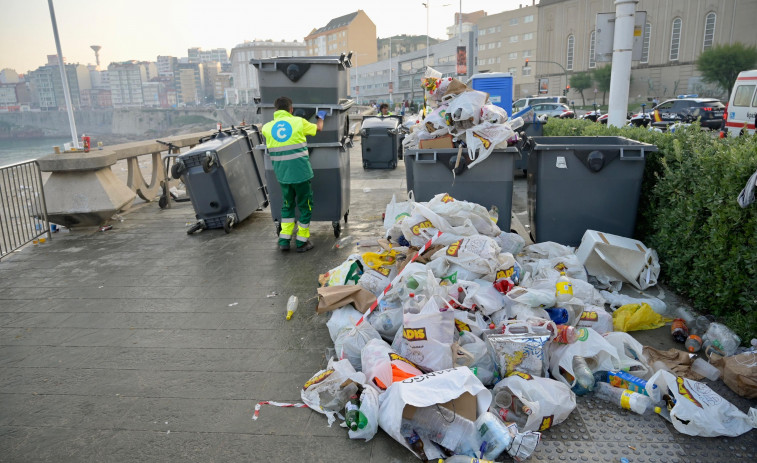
[724,70,757,137]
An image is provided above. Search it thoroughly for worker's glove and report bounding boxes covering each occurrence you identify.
[316,110,328,120]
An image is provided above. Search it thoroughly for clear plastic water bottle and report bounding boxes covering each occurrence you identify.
[404,293,424,314]
[593,382,653,415]
[703,322,741,356]
[572,356,596,392]
[285,295,298,320]
[684,334,703,353]
[555,271,573,303]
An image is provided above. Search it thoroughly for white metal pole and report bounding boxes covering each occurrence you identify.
[47,0,79,149]
[389,36,393,105]
[355,55,359,105]
[608,0,638,127]
[426,3,430,63]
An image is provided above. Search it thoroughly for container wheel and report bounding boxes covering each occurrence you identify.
[333,222,341,238]
[390,161,396,169]
[158,195,168,209]
[363,160,368,169]
[223,217,234,234]
[187,222,203,235]
[275,221,281,237]
[344,211,349,223]
[202,156,214,173]
[170,162,182,179]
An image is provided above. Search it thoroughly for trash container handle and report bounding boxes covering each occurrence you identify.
[619,148,645,160]
[257,62,277,72]
[415,151,439,163]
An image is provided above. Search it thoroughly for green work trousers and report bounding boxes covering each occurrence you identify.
[279,180,313,247]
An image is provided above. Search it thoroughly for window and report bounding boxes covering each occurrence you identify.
[522,66,532,76]
[566,34,575,70]
[703,12,716,51]
[508,67,517,77]
[524,15,534,23]
[479,29,486,36]
[509,18,518,26]
[497,41,502,48]
[670,18,682,61]
[488,42,496,49]
[641,23,651,63]
[509,52,518,60]
[523,50,532,58]
[510,35,519,43]
[588,31,596,68]
[479,44,486,51]
[489,27,496,33]
[497,57,501,63]
[523,33,533,41]
[733,85,756,106]
[497,26,502,32]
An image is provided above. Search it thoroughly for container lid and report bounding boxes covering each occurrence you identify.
[361,116,401,129]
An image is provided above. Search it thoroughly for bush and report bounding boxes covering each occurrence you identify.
[542,119,757,341]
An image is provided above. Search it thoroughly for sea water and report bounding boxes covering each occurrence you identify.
[0,137,72,168]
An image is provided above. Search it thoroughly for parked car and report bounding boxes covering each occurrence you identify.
[513,96,569,113]
[723,69,757,137]
[649,95,725,130]
[532,103,573,119]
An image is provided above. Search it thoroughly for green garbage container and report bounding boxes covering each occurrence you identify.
[526,136,657,246]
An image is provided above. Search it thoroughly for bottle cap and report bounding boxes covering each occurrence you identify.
[409,293,415,298]
[654,406,662,414]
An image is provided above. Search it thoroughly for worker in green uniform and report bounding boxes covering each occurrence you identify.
[262,96,325,252]
[379,103,393,116]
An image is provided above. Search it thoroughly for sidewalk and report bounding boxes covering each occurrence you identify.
[0,140,754,462]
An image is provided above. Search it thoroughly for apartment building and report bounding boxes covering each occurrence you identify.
[108,61,147,108]
[28,64,90,110]
[202,62,221,103]
[228,40,307,105]
[173,63,205,106]
[305,10,377,65]
[535,0,757,102]
[475,5,538,99]
[446,10,487,39]
[377,35,439,62]
[157,56,179,77]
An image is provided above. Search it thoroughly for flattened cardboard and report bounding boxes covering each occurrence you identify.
[316,285,377,314]
[419,134,454,149]
[401,391,477,422]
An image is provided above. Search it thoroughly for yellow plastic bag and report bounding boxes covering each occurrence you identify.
[612,303,666,332]
[362,250,399,270]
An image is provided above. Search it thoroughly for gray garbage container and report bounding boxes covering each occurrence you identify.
[404,147,518,231]
[360,115,402,169]
[250,55,351,105]
[258,100,355,145]
[175,126,269,234]
[263,141,350,237]
[514,121,544,173]
[526,136,657,246]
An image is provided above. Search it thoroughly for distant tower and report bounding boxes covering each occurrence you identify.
[90,45,102,69]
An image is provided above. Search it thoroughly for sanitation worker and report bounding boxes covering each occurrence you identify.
[379,103,393,116]
[262,96,325,252]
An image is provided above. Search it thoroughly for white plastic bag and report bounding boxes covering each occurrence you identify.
[506,286,556,309]
[491,373,577,432]
[425,193,501,237]
[369,307,404,342]
[378,367,492,460]
[335,322,383,371]
[301,358,367,426]
[646,370,757,437]
[458,330,499,386]
[494,231,526,256]
[384,194,414,238]
[522,241,576,259]
[446,90,489,124]
[453,309,488,338]
[361,339,424,392]
[358,267,395,296]
[327,305,363,342]
[393,309,455,372]
[465,122,516,169]
[430,235,501,276]
[399,207,476,248]
[549,327,621,389]
[603,331,653,379]
[600,290,667,316]
[426,258,485,283]
[468,279,506,315]
[576,305,615,334]
[481,104,509,124]
[348,386,380,441]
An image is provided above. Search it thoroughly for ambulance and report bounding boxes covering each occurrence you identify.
[723,70,757,137]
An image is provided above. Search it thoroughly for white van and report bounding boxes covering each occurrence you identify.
[724,69,757,136]
[513,96,569,113]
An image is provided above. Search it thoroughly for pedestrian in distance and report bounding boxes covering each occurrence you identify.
[262,96,325,253]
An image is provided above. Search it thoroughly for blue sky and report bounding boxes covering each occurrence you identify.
[1,0,529,73]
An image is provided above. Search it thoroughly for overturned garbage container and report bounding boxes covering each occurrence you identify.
[173,126,269,234]
[250,55,352,105]
[404,147,518,231]
[360,115,403,169]
[526,136,657,246]
[263,141,350,237]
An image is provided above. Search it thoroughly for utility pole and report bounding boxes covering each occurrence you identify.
[47,0,79,150]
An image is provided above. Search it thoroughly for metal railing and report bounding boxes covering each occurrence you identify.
[0,160,50,260]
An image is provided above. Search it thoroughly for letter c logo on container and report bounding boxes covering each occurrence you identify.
[272,121,292,142]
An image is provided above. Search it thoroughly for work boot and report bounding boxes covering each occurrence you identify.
[278,239,291,251]
[296,240,314,253]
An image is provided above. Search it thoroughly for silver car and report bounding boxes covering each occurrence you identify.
[532,103,573,119]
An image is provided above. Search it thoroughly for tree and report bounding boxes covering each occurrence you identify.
[593,65,612,105]
[697,43,757,97]
[570,72,593,106]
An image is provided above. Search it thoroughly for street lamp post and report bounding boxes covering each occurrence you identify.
[524,59,569,96]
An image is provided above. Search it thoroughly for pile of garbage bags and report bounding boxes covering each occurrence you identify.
[401,67,525,169]
[305,193,756,461]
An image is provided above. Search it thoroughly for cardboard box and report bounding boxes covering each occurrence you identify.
[419,134,454,149]
[401,391,477,422]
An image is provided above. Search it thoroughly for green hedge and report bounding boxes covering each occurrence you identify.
[543,119,757,342]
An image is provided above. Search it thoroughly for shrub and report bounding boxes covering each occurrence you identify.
[542,119,757,341]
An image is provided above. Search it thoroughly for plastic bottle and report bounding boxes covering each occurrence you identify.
[509,116,525,130]
[572,356,596,392]
[545,307,569,325]
[691,357,721,381]
[555,272,573,303]
[404,293,424,314]
[333,235,354,249]
[593,382,653,415]
[344,395,368,431]
[670,318,689,343]
[285,295,298,320]
[684,334,703,353]
[703,322,742,357]
[552,325,579,344]
[438,457,495,463]
[675,306,696,327]
[400,423,428,460]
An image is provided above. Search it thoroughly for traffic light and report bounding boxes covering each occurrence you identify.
[563,85,570,96]
[524,58,529,67]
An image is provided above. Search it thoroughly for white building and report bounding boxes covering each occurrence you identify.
[228,40,307,105]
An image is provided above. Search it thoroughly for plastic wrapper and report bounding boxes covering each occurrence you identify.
[481,104,509,124]
[301,358,366,426]
[612,302,667,332]
[486,321,553,378]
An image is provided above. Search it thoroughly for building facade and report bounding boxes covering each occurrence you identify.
[228,40,307,105]
[173,63,205,106]
[305,10,377,65]
[535,0,757,102]
[475,5,539,98]
[108,61,147,108]
[28,64,90,110]
[157,56,178,77]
